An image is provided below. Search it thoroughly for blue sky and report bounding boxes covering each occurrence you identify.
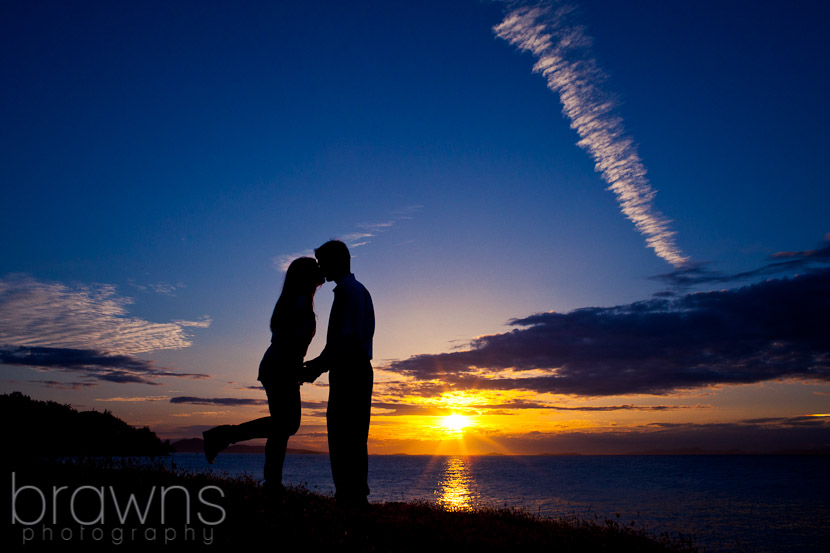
[1,0,828,453]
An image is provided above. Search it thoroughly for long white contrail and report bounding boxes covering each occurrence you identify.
[494,3,689,267]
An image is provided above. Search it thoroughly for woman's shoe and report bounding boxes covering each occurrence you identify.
[202,425,232,464]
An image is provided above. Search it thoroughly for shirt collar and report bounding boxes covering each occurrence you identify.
[333,273,355,290]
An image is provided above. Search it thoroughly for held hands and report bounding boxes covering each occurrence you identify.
[297,367,315,385]
[298,358,325,385]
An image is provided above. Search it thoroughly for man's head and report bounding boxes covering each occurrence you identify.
[314,240,351,282]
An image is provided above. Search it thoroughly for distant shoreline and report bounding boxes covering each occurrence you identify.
[169,440,830,457]
[170,438,324,455]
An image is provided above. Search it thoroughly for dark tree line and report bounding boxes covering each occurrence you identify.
[2,391,172,458]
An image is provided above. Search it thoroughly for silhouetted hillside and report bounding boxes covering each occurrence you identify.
[1,391,172,457]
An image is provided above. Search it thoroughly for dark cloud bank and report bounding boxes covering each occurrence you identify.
[0,346,209,385]
[387,268,830,396]
[170,396,267,406]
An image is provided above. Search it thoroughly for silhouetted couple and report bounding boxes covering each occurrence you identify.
[203,240,375,507]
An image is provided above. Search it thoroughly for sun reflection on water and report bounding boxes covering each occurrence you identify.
[435,456,477,511]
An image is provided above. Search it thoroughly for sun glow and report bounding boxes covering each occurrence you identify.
[441,413,472,433]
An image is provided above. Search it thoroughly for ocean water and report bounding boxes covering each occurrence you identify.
[169,452,829,553]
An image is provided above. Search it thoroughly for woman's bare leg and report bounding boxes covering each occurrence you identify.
[203,417,272,463]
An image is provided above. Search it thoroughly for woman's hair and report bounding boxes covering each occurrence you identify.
[270,257,324,332]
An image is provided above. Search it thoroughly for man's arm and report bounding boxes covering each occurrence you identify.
[300,282,369,383]
[300,355,328,383]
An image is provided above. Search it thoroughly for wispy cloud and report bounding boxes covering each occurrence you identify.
[493,3,688,267]
[546,404,708,412]
[273,249,317,273]
[654,238,830,288]
[0,276,210,355]
[170,396,268,406]
[29,380,98,390]
[273,206,422,272]
[386,267,830,396]
[95,396,170,402]
[0,346,209,385]
[127,279,183,296]
[480,420,830,454]
[173,316,213,328]
[741,415,829,427]
[369,398,705,417]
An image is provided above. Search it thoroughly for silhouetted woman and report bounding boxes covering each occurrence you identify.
[202,257,324,491]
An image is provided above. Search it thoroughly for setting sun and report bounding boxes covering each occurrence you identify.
[441,413,472,433]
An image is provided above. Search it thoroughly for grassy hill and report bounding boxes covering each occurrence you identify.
[2,456,699,552]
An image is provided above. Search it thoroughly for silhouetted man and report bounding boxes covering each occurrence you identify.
[303,240,374,506]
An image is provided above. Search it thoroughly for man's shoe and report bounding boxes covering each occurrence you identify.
[335,494,370,512]
[202,425,232,464]
[263,481,286,503]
